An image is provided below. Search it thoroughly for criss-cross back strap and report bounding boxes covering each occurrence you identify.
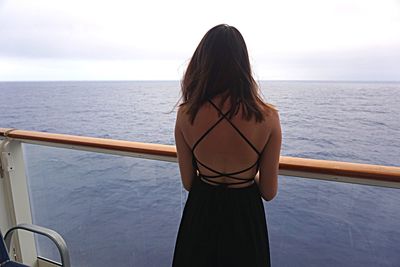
[200,178,255,186]
[207,100,261,156]
[190,99,262,186]
[192,99,261,156]
[191,106,231,153]
[195,158,259,179]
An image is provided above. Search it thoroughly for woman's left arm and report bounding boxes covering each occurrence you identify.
[175,110,195,191]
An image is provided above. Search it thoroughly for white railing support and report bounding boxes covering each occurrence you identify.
[0,139,38,266]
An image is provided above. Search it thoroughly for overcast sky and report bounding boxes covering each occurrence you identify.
[0,0,399,81]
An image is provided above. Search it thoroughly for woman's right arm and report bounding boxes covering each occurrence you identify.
[175,108,196,192]
[258,111,282,201]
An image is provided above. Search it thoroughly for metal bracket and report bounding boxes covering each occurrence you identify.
[0,152,14,179]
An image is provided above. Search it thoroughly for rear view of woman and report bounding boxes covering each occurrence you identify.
[172,24,282,267]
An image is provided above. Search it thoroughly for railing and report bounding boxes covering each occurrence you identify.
[1,127,400,266]
[1,128,400,188]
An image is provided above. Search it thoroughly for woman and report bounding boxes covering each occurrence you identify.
[172,24,282,267]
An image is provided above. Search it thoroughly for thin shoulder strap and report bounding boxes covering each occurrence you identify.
[208,100,261,156]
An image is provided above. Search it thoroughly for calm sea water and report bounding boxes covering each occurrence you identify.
[0,81,399,267]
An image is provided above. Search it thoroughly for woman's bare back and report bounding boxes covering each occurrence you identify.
[177,96,277,189]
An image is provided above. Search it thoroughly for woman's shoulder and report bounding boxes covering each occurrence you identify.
[263,105,281,137]
[176,104,190,126]
[258,102,279,121]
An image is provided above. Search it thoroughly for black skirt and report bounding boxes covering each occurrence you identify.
[172,176,271,267]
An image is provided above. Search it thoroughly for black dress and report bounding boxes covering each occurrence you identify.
[172,100,271,267]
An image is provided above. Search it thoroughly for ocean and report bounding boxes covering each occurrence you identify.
[0,81,399,266]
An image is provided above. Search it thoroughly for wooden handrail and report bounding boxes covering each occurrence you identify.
[0,128,176,157]
[1,127,400,187]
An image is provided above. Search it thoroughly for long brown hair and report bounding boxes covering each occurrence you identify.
[179,24,274,124]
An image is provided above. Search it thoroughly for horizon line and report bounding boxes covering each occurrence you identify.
[1,79,400,83]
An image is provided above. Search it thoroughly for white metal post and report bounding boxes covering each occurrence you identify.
[0,139,38,266]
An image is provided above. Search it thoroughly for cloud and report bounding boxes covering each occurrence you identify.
[252,45,400,80]
[0,0,399,80]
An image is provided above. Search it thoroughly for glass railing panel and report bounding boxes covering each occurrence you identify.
[22,143,400,266]
[268,175,400,266]
[23,143,185,267]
